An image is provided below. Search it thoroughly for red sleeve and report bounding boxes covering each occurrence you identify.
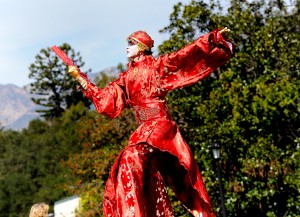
[155,29,233,91]
[80,72,128,119]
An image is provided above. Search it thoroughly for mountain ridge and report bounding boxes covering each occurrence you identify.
[0,83,39,130]
[0,68,119,130]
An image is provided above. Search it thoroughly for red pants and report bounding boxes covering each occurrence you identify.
[103,143,213,217]
[104,144,175,217]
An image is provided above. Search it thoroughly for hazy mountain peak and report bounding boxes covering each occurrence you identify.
[0,84,39,130]
[0,69,120,130]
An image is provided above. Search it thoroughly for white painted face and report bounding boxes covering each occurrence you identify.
[126,44,140,58]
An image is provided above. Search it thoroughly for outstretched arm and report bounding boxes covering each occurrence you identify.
[51,45,127,119]
[157,28,233,91]
[67,66,128,119]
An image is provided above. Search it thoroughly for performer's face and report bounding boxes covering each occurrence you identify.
[127,40,140,58]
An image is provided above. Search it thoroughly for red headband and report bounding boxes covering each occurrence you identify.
[128,31,154,50]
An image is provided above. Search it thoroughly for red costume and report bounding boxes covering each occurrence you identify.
[79,29,232,217]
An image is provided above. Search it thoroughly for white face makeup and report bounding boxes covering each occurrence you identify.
[126,44,140,58]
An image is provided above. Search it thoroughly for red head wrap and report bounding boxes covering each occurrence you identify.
[128,31,154,50]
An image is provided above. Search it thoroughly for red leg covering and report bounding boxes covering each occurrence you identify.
[103,144,175,217]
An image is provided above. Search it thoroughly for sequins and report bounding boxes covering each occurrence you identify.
[133,106,161,122]
[132,101,171,125]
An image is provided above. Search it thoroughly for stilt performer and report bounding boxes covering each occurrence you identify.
[52,27,233,217]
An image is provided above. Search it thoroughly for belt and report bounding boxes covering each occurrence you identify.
[130,100,172,124]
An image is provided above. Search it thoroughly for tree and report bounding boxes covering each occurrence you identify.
[0,102,89,216]
[64,67,136,216]
[29,43,91,120]
[64,108,136,217]
[61,1,299,216]
[159,0,300,216]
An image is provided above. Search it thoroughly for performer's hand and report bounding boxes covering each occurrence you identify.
[219,27,230,37]
[218,27,233,53]
[67,65,88,90]
[219,27,230,34]
[76,77,88,91]
[68,65,80,79]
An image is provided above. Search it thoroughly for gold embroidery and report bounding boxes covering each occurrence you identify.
[137,42,149,51]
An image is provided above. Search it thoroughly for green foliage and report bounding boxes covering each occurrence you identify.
[94,72,116,89]
[64,108,136,216]
[28,43,92,120]
[63,1,300,216]
[160,0,300,216]
[116,62,126,72]
[60,65,134,216]
[158,0,213,54]
[94,63,126,89]
[0,103,88,216]
[5,1,296,217]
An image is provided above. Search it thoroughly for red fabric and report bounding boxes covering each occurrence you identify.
[81,29,232,217]
[51,45,75,66]
[104,144,175,217]
[128,31,154,49]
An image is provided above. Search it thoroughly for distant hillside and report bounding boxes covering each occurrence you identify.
[0,68,120,130]
[0,84,40,130]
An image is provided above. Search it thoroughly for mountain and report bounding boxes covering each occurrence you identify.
[0,67,120,131]
[0,84,40,130]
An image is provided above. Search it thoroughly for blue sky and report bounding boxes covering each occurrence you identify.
[0,0,190,87]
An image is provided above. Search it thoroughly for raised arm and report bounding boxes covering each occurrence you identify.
[156,28,233,91]
[68,66,128,119]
